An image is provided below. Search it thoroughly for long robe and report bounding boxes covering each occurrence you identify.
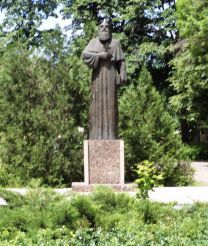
[82,37,126,140]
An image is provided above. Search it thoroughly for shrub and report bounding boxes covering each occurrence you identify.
[69,227,138,246]
[119,67,194,186]
[0,46,85,186]
[71,195,98,227]
[0,188,208,245]
[134,160,163,199]
[0,165,9,187]
[0,189,25,208]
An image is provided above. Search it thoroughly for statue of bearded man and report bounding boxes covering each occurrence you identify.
[82,20,127,140]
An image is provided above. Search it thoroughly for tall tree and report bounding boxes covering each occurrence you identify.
[62,0,177,96]
[0,44,87,186]
[0,0,59,47]
[0,1,91,186]
[170,0,208,142]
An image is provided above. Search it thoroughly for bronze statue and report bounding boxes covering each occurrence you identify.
[82,20,127,140]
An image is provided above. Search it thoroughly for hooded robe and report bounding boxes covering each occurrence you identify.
[83,37,126,140]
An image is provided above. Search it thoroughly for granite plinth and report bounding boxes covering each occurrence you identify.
[88,140,124,184]
[72,140,128,192]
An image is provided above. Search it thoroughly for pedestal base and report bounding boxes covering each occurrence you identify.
[72,182,137,192]
[72,140,135,192]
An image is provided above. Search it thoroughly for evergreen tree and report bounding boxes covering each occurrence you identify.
[119,68,193,185]
[0,45,85,186]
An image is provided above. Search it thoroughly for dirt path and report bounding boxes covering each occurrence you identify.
[191,161,208,186]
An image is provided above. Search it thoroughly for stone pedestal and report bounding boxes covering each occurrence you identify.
[72,140,136,192]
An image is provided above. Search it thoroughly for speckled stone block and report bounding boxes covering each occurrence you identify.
[87,140,124,184]
[71,140,135,192]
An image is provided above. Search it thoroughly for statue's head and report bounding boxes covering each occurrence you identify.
[99,20,112,42]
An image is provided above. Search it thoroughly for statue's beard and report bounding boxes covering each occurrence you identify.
[99,32,111,42]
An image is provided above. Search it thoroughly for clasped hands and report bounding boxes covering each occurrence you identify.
[99,52,112,60]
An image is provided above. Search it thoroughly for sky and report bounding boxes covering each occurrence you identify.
[0,10,5,24]
[0,7,71,37]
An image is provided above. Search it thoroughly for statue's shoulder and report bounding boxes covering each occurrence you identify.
[111,38,120,45]
[110,38,122,49]
[88,37,98,44]
[85,37,99,50]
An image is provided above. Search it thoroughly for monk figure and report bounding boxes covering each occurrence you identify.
[82,20,127,139]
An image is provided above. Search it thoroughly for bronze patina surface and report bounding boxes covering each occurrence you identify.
[82,20,127,139]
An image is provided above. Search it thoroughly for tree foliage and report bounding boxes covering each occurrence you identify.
[62,0,177,94]
[170,0,208,141]
[0,0,59,47]
[0,0,199,186]
[0,45,86,186]
[119,68,193,185]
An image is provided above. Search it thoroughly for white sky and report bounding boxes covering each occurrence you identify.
[0,7,71,37]
[0,9,5,24]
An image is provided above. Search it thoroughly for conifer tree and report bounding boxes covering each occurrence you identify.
[119,68,193,185]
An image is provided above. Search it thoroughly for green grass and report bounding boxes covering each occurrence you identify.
[0,187,208,245]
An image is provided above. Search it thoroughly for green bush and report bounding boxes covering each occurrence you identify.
[0,189,25,208]
[134,160,163,199]
[1,188,208,245]
[0,227,73,246]
[71,195,98,227]
[91,186,133,212]
[119,68,194,186]
[0,46,85,187]
[69,227,137,246]
[190,143,208,161]
[0,165,9,187]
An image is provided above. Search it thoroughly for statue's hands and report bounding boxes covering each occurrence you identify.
[106,52,112,60]
[99,52,108,59]
[99,52,112,60]
[120,62,127,84]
